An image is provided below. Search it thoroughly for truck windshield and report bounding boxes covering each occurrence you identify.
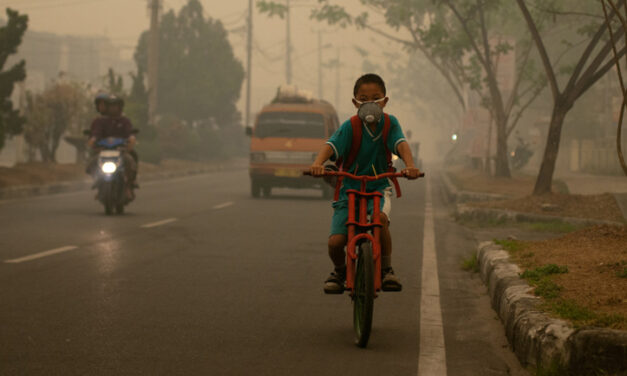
[255,112,325,139]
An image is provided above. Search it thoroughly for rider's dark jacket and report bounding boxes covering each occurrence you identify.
[90,116,133,140]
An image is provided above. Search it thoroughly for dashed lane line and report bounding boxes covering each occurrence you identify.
[417,178,447,376]
[5,245,79,264]
[212,201,234,210]
[140,218,178,229]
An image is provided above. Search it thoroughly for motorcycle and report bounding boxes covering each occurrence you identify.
[509,136,534,171]
[94,137,133,215]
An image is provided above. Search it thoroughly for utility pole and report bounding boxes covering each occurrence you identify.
[285,0,292,84]
[147,0,161,126]
[245,0,253,127]
[318,30,323,99]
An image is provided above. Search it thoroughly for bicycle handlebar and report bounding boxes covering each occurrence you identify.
[303,170,425,181]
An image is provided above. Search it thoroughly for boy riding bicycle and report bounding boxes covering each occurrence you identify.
[309,73,421,294]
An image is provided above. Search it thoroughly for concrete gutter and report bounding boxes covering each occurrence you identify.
[0,159,247,201]
[478,242,627,375]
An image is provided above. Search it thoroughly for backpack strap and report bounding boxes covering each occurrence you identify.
[343,115,363,172]
[333,116,363,201]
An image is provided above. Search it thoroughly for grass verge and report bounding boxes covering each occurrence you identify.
[496,238,627,329]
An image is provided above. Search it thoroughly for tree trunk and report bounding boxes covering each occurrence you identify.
[494,110,511,178]
[533,101,569,195]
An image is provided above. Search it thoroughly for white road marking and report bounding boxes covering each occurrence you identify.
[140,218,178,229]
[212,201,234,210]
[5,245,79,264]
[417,179,447,376]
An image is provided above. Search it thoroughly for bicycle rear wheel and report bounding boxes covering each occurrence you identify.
[353,241,374,348]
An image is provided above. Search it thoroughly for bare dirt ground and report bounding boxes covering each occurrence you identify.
[507,225,627,330]
[447,166,549,198]
[0,159,225,188]
[447,168,625,222]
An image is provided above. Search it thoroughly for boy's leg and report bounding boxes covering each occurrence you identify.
[380,190,402,291]
[328,234,347,268]
[324,234,347,294]
[380,212,392,270]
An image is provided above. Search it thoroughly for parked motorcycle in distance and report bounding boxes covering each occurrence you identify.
[509,136,533,171]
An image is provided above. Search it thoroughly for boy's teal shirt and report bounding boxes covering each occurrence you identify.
[326,113,406,204]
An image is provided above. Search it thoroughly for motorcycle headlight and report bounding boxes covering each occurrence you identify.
[101,161,117,174]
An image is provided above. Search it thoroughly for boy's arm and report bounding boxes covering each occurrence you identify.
[310,144,335,176]
[397,141,421,179]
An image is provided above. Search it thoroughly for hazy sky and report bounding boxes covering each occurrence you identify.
[4,0,426,136]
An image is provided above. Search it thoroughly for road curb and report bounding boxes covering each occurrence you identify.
[456,204,625,227]
[0,161,246,201]
[440,171,508,203]
[477,241,627,375]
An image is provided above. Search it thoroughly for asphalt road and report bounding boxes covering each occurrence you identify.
[0,169,528,375]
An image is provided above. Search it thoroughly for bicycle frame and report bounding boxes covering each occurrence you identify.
[306,170,409,292]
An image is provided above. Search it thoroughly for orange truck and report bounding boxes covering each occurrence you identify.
[246,90,339,198]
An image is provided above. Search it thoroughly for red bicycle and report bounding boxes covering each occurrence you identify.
[305,170,424,347]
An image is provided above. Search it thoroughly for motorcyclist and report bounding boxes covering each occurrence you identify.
[94,92,109,116]
[87,95,138,200]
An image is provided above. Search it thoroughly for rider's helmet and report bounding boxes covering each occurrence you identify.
[105,95,125,116]
[94,92,109,115]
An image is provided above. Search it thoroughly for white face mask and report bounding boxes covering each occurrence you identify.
[357,101,384,124]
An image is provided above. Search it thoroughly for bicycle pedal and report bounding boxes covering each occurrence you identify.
[381,285,403,292]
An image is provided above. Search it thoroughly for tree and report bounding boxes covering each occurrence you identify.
[516,0,627,194]
[0,8,28,151]
[600,0,627,176]
[24,80,91,162]
[306,0,547,177]
[134,0,245,125]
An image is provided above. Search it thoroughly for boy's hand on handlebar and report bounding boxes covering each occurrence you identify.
[402,167,421,180]
[310,163,326,177]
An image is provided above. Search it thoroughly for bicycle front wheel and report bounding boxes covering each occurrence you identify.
[353,241,374,348]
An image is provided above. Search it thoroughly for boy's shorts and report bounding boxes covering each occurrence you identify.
[330,187,393,236]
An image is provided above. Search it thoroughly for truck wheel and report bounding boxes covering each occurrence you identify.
[262,186,272,198]
[251,179,261,198]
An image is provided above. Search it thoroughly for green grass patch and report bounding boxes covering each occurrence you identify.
[521,264,569,281]
[461,252,479,273]
[550,299,596,322]
[455,216,508,228]
[494,238,525,252]
[617,268,627,278]
[521,264,568,300]
[532,360,569,376]
[534,279,563,299]
[521,220,581,233]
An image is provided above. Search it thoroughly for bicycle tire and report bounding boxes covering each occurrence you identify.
[353,241,374,348]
